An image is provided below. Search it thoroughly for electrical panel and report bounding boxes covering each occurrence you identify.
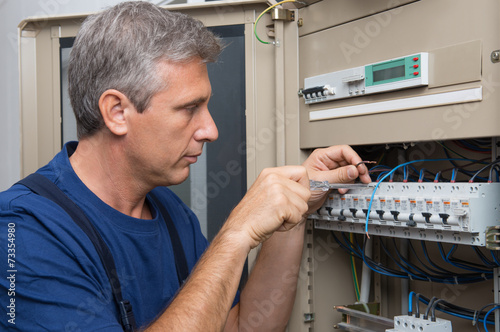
[311,182,500,247]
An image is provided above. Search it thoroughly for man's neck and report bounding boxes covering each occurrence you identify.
[69,136,153,220]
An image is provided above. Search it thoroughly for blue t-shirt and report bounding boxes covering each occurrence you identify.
[0,142,235,330]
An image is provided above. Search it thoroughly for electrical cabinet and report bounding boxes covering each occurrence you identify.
[18,0,500,331]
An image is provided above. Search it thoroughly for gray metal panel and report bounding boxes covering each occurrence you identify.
[298,0,500,148]
[297,0,419,37]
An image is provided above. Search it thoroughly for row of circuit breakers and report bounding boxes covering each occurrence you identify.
[310,182,500,247]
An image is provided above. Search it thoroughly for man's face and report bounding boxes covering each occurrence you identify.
[125,58,218,187]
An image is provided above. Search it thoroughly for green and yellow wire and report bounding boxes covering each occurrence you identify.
[254,0,297,45]
[350,233,361,302]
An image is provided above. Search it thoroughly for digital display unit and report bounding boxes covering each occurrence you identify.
[302,52,428,105]
[373,64,405,83]
[365,54,424,87]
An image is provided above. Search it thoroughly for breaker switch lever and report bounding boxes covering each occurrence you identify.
[338,209,347,221]
[391,211,400,221]
[406,214,416,227]
[439,213,450,224]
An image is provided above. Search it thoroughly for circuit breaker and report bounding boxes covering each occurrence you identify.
[311,182,500,246]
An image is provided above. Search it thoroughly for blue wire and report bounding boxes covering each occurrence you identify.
[342,232,363,256]
[420,241,455,274]
[434,171,442,182]
[391,241,460,283]
[418,168,425,182]
[409,165,418,176]
[338,234,403,280]
[409,291,415,314]
[484,305,500,332]
[442,243,492,273]
[360,238,408,279]
[334,233,492,284]
[379,240,427,281]
[492,251,500,266]
[413,166,435,182]
[444,309,489,323]
[410,241,454,276]
[458,139,491,152]
[390,171,396,182]
[331,232,362,259]
[442,148,489,181]
[389,240,462,283]
[474,247,497,268]
[418,296,495,325]
[365,238,489,283]
[376,171,390,182]
[439,243,481,273]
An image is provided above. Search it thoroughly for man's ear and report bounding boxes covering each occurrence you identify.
[99,89,134,136]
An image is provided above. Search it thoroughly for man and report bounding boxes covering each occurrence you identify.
[0,2,370,331]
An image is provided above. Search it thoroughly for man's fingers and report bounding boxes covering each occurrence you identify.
[313,165,359,184]
[356,163,372,183]
[262,165,310,189]
[257,166,311,215]
[305,145,363,170]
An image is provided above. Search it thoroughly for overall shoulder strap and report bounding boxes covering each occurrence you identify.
[17,173,136,332]
[148,191,189,286]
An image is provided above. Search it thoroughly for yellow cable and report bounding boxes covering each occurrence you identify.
[254,0,297,44]
[350,233,361,301]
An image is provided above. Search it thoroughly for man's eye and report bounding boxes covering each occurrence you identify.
[185,105,198,112]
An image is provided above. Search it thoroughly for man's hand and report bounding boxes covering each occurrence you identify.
[303,145,372,213]
[224,166,311,250]
[222,145,370,251]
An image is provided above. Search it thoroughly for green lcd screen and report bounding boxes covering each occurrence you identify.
[373,65,405,82]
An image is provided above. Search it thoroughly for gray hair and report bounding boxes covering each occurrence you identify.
[68,1,222,139]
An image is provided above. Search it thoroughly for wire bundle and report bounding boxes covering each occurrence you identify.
[439,140,493,181]
[331,232,497,284]
[332,232,500,330]
[366,139,497,183]
[368,158,499,183]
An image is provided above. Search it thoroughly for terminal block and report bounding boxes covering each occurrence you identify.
[386,315,452,332]
[310,182,500,246]
[300,85,336,103]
